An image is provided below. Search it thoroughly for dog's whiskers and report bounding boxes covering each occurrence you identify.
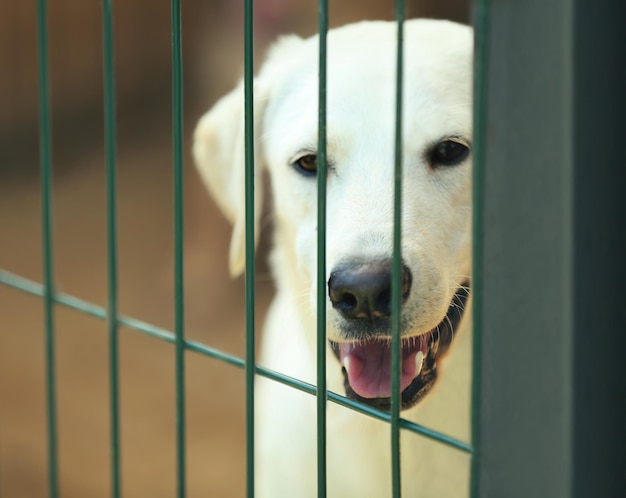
[444,313,455,342]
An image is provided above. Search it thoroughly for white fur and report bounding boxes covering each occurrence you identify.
[194,19,473,497]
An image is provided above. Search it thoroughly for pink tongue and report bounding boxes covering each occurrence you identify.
[339,337,428,399]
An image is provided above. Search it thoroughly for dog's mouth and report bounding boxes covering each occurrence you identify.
[330,283,470,412]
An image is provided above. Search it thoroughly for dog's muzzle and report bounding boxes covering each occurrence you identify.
[328,260,470,411]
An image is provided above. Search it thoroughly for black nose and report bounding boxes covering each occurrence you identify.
[328,260,412,321]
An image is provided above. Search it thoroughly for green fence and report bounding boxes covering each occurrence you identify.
[1,0,624,497]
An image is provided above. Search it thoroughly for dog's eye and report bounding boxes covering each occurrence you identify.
[293,154,318,176]
[429,139,470,167]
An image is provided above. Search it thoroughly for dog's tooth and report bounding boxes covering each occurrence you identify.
[415,351,424,376]
[343,355,351,375]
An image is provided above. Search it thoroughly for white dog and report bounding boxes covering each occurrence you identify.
[194,19,473,497]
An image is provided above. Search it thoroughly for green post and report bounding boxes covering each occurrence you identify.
[472,0,626,496]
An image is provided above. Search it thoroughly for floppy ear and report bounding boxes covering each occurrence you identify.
[193,35,304,277]
[193,78,269,277]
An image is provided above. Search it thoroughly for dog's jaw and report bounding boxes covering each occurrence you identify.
[330,283,470,411]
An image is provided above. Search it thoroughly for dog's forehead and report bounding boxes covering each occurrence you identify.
[261,20,473,155]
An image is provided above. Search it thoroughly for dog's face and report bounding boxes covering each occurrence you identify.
[195,20,473,411]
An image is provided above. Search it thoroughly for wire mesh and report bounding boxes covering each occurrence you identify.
[0,268,473,457]
[2,1,482,497]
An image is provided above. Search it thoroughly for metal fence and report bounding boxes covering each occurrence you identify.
[1,0,624,497]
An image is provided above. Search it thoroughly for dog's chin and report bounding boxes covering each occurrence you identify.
[330,283,470,412]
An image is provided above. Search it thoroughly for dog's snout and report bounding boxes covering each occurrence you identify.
[328,261,412,321]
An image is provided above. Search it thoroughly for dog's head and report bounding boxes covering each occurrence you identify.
[194,20,473,411]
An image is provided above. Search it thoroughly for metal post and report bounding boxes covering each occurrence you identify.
[571,0,626,496]
[473,0,626,496]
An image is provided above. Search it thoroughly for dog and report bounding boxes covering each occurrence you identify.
[194,19,473,497]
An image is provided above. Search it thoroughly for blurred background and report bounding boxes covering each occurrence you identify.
[0,1,469,496]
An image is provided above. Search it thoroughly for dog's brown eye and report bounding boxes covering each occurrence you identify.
[294,154,318,176]
[429,139,470,167]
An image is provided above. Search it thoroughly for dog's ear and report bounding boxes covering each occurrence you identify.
[193,35,304,277]
[193,80,264,277]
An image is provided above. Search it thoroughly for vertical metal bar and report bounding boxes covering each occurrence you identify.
[102,2,122,497]
[390,2,405,497]
[171,1,186,496]
[469,0,489,496]
[243,0,256,496]
[36,1,59,497]
[316,1,328,497]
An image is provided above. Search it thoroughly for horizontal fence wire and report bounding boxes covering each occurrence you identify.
[35,0,59,496]
[316,0,328,496]
[0,269,472,455]
[101,1,122,496]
